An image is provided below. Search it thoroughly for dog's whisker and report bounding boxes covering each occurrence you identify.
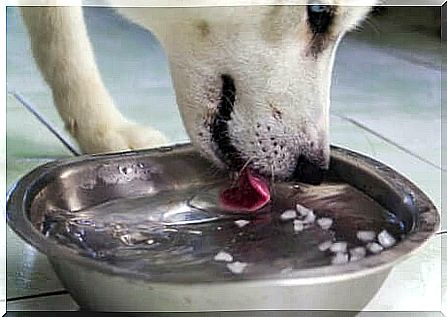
[221,94,236,108]
[239,157,255,175]
[223,89,236,99]
[364,17,381,35]
[230,173,239,187]
[229,156,255,187]
[353,24,365,33]
[207,164,224,178]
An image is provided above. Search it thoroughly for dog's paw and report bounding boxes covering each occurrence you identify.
[75,120,169,154]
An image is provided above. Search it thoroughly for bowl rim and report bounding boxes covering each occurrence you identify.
[6,143,440,285]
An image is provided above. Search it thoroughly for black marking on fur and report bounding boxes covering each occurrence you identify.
[211,74,245,170]
[308,35,329,58]
[307,5,335,34]
[307,5,336,57]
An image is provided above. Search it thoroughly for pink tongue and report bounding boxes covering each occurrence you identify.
[220,169,271,213]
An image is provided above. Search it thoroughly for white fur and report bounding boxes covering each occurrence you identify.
[21,2,375,178]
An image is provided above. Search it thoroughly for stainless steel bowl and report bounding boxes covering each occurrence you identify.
[7,144,440,311]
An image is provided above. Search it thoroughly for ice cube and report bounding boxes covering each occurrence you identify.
[214,251,233,262]
[293,219,304,232]
[366,242,384,254]
[349,247,366,262]
[280,209,297,221]
[226,261,248,274]
[303,211,316,224]
[331,252,349,265]
[234,220,250,228]
[316,217,333,230]
[318,240,333,252]
[296,204,312,217]
[329,241,348,253]
[377,230,396,248]
[356,230,376,242]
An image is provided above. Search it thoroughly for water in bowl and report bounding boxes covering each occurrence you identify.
[40,181,406,282]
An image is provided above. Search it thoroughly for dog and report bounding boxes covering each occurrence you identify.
[21,1,376,182]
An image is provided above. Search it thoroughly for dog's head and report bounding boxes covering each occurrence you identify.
[121,3,375,181]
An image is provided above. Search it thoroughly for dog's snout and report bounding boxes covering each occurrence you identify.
[293,155,328,185]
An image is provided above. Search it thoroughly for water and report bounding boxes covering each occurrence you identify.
[40,181,406,282]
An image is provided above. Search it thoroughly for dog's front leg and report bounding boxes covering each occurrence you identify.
[21,5,168,154]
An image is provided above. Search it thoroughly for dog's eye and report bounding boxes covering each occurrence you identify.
[309,5,331,13]
[307,5,334,34]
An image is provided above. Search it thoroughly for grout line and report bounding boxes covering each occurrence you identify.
[348,35,444,71]
[332,113,446,173]
[7,290,70,302]
[381,47,444,71]
[7,89,81,157]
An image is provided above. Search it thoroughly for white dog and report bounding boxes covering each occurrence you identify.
[21,1,375,182]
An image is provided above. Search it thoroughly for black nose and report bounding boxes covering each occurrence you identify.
[293,155,327,185]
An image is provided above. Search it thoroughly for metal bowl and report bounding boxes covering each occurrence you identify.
[7,144,440,311]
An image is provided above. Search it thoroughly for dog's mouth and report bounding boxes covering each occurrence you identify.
[209,74,328,213]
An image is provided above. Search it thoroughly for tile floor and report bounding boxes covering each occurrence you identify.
[5,6,445,312]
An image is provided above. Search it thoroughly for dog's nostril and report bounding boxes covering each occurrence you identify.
[293,156,326,185]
